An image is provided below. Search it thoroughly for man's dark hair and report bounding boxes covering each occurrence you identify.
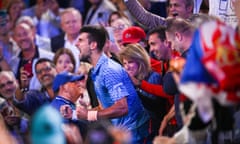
[166,0,194,9]
[80,26,107,51]
[35,58,55,70]
[148,26,166,42]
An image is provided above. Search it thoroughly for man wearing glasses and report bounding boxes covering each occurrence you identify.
[13,58,57,116]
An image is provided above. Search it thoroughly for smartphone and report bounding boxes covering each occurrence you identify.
[0,9,7,27]
[23,62,33,78]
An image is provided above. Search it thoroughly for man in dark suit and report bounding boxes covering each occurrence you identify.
[51,8,82,72]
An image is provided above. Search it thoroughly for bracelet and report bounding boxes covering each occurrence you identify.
[87,111,98,121]
[72,110,78,120]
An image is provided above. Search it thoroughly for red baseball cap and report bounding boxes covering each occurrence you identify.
[122,26,146,44]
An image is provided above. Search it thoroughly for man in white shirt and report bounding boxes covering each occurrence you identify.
[51,8,82,72]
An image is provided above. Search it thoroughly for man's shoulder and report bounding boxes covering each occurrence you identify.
[26,89,47,96]
[38,48,54,59]
[50,97,66,110]
[51,33,65,41]
[104,58,123,72]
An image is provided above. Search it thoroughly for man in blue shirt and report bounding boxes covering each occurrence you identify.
[13,58,57,115]
[51,71,88,138]
[74,26,150,144]
[51,71,84,118]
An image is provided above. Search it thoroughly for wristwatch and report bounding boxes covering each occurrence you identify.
[21,88,29,93]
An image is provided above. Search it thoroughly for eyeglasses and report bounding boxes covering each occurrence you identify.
[0,81,14,89]
[112,24,126,32]
[36,66,52,75]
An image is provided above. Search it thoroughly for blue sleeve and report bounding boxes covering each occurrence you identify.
[13,90,50,115]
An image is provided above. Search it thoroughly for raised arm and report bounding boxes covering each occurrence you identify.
[123,0,167,29]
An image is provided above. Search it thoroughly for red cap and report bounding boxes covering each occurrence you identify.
[122,26,146,44]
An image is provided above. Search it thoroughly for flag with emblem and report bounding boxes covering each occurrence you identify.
[179,20,240,107]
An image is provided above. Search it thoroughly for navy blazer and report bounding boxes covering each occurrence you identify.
[51,33,65,52]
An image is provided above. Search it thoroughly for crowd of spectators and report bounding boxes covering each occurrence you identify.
[0,0,240,144]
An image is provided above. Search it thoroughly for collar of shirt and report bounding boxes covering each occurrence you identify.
[55,96,76,110]
[18,46,40,59]
[64,34,78,45]
[91,53,108,79]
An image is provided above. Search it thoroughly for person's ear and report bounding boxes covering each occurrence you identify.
[175,32,182,41]
[186,5,193,13]
[90,41,97,50]
[164,40,171,48]
[61,84,68,92]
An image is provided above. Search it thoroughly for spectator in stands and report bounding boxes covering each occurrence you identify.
[51,71,84,123]
[15,16,51,52]
[0,71,29,144]
[123,0,194,30]
[6,0,25,32]
[110,17,131,49]
[53,48,76,73]
[108,11,129,26]
[51,8,82,72]
[0,11,16,70]
[10,22,54,90]
[84,0,117,26]
[21,0,62,38]
[119,43,168,140]
[13,58,57,115]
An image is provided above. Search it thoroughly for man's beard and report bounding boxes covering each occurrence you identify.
[80,55,91,63]
[80,49,92,63]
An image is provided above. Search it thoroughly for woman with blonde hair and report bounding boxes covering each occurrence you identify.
[119,43,167,140]
[119,43,151,80]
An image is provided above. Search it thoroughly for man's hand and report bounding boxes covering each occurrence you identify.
[76,106,88,120]
[20,67,31,89]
